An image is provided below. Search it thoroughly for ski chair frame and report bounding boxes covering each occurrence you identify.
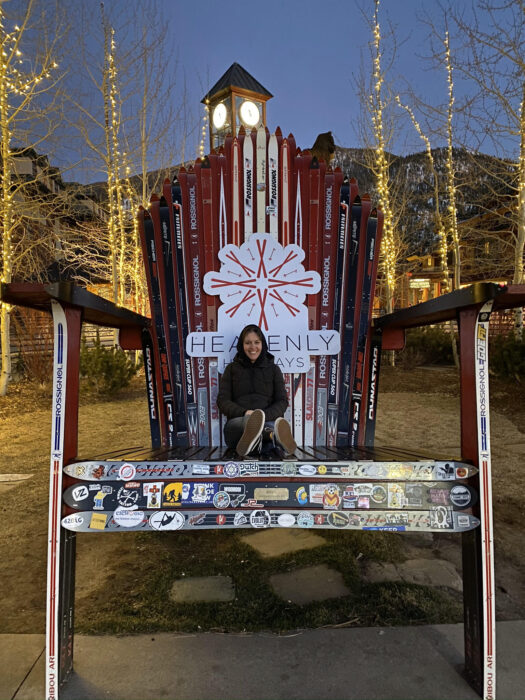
[2,126,525,700]
[4,281,525,700]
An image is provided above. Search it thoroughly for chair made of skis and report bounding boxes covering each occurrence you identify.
[2,126,525,700]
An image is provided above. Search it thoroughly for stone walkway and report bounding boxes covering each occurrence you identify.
[169,529,462,605]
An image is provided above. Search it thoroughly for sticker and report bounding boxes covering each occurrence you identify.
[250,510,271,528]
[117,487,140,508]
[435,463,455,479]
[429,488,450,506]
[89,513,108,530]
[455,467,468,479]
[93,490,110,510]
[216,514,227,525]
[163,482,183,506]
[234,512,249,526]
[327,511,349,528]
[149,511,185,531]
[343,486,357,508]
[450,485,472,508]
[188,513,206,526]
[299,464,316,476]
[317,465,327,475]
[297,512,314,528]
[357,496,370,509]
[405,484,424,507]
[118,463,136,481]
[456,514,471,528]
[143,482,162,509]
[62,514,84,528]
[387,484,405,509]
[222,484,246,507]
[430,506,453,529]
[281,462,296,476]
[224,462,240,478]
[72,485,89,502]
[371,485,387,504]
[91,465,105,479]
[277,513,296,527]
[254,487,289,501]
[322,484,341,510]
[296,486,308,505]
[185,482,217,505]
[213,491,231,509]
[113,508,144,528]
[193,464,210,475]
[309,484,326,506]
[314,514,325,525]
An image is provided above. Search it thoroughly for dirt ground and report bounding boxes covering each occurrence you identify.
[0,366,524,633]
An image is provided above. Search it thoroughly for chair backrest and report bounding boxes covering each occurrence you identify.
[138,126,383,449]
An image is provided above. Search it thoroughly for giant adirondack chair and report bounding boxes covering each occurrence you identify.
[2,125,525,700]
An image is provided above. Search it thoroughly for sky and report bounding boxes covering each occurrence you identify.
[166,0,475,155]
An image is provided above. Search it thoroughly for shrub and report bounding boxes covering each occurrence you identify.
[396,326,457,368]
[80,332,139,394]
[490,333,525,381]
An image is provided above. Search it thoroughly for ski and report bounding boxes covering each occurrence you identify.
[179,166,210,446]
[64,459,478,482]
[268,131,279,237]
[64,479,477,512]
[141,329,161,449]
[350,205,383,446]
[137,206,176,446]
[150,196,187,443]
[337,193,372,444]
[243,128,254,237]
[256,125,267,232]
[62,508,480,534]
[164,178,198,446]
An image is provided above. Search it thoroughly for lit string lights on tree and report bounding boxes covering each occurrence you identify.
[395,96,450,291]
[199,102,209,158]
[444,31,460,290]
[370,0,396,313]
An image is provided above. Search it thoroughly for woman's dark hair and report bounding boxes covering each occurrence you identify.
[236,325,268,356]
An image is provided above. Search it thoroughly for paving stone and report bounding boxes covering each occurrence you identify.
[363,558,463,591]
[169,575,235,603]
[240,528,326,558]
[270,564,351,604]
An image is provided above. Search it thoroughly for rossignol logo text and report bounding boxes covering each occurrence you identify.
[324,185,333,231]
[189,185,197,230]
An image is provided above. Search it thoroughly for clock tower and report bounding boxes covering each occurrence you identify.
[202,62,273,150]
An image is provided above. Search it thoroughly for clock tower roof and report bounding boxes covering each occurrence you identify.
[201,62,273,103]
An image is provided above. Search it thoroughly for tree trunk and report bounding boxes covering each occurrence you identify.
[0,304,11,396]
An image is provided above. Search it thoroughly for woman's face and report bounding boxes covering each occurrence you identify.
[243,331,263,363]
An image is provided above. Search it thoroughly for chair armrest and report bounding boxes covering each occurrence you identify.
[374,282,522,351]
[1,281,150,330]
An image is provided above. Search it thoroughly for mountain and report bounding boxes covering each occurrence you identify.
[333,145,515,254]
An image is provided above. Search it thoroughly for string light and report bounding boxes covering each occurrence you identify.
[444,31,460,290]
[371,0,396,313]
[395,96,450,291]
[199,102,209,158]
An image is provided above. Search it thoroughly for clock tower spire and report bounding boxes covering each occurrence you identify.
[202,63,273,150]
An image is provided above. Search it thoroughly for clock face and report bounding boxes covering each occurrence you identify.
[239,100,260,127]
[212,103,227,129]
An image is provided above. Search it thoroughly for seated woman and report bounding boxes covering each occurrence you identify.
[217,324,297,457]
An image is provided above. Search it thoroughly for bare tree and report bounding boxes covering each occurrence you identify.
[0,0,65,395]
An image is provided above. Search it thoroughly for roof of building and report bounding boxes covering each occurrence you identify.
[201,62,273,102]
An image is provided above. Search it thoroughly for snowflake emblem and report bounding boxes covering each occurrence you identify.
[203,233,320,331]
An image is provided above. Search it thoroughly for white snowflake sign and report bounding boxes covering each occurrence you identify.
[186,233,340,373]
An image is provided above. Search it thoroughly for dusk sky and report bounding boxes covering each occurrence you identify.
[168,0,485,155]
